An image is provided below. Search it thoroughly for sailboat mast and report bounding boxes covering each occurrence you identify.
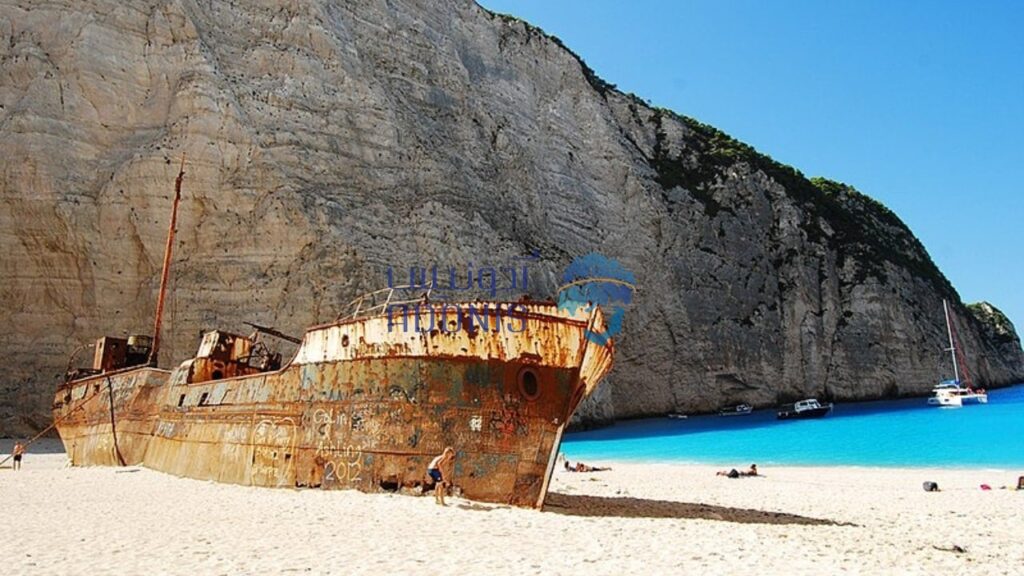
[148,156,186,366]
[942,299,960,385]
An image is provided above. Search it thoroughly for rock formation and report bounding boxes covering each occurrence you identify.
[1,0,1021,435]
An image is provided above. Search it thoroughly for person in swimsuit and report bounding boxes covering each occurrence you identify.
[426,447,455,505]
[12,441,25,471]
[573,462,611,472]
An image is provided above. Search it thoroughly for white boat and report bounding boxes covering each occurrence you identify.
[927,381,988,407]
[928,300,988,407]
[719,403,753,417]
[776,398,833,420]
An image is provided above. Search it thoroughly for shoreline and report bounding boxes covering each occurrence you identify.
[567,380,1024,430]
[3,445,1023,574]
[559,457,1024,473]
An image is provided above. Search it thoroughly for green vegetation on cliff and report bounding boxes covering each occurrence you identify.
[967,302,1019,345]
[647,108,953,293]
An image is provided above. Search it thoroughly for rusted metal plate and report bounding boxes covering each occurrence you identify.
[53,302,613,508]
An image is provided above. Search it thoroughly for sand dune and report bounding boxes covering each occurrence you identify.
[2,441,1021,575]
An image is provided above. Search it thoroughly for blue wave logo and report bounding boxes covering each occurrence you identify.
[557,253,635,345]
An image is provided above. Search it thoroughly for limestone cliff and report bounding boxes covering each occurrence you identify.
[967,302,1022,380]
[1,0,1021,435]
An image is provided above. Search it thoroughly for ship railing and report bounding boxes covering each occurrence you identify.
[338,285,432,322]
[339,278,639,324]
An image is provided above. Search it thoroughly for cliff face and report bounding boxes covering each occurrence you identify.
[1,0,1021,435]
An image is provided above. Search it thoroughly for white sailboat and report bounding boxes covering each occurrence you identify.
[927,299,988,407]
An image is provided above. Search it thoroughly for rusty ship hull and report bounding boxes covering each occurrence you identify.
[53,302,613,508]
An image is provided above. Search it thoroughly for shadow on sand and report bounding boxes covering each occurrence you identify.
[543,493,850,526]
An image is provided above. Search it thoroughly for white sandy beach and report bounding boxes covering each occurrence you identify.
[1,440,1022,575]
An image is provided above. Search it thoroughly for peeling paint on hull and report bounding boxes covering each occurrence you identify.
[52,302,613,508]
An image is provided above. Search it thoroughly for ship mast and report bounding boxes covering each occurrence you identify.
[942,299,960,386]
[148,156,186,366]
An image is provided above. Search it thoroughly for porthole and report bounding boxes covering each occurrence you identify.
[518,367,541,401]
[341,334,350,347]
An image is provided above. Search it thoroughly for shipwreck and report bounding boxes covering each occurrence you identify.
[51,161,616,508]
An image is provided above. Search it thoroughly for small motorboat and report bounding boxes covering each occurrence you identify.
[776,398,832,420]
[667,412,688,419]
[719,403,753,417]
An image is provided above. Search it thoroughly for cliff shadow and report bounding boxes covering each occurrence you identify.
[543,492,850,526]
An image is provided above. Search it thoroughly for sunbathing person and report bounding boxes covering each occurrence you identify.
[573,462,612,473]
[716,465,760,478]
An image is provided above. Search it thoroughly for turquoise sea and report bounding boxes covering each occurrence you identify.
[561,383,1024,468]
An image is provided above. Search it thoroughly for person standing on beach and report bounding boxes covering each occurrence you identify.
[12,441,25,471]
[426,447,455,506]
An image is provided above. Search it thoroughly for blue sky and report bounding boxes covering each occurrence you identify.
[479,0,1023,329]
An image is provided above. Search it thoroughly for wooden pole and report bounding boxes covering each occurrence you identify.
[149,155,186,366]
